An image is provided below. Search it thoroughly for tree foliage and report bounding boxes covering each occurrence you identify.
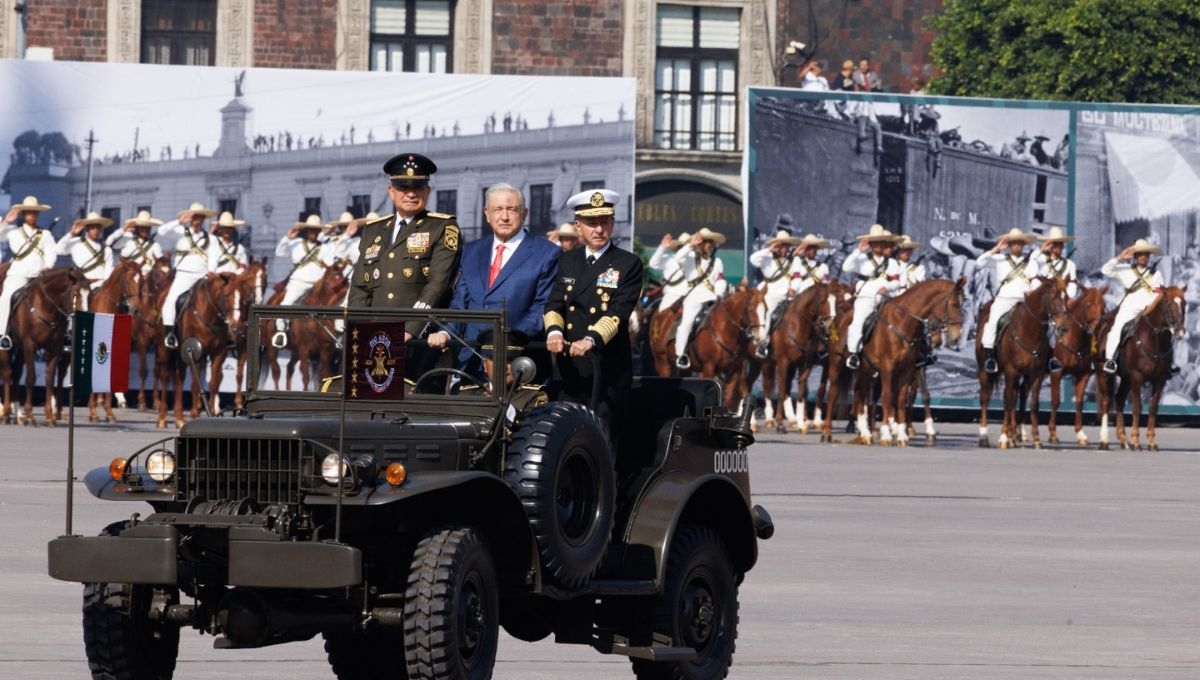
[928,0,1200,103]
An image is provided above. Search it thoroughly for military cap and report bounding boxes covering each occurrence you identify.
[384,152,437,187]
[568,189,621,218]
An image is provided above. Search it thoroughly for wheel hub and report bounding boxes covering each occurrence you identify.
[683,580,716,647]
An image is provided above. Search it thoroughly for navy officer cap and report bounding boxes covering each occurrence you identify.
[384,152,438,188]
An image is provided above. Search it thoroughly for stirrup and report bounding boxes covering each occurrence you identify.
[845,353,860,370]
[754,343,769,359]
[1169,365,1181,376]
[675,355,691,370]
[1047,357,1063,372]
[0,335,11,351]
[984,357,998,374]
[271,331,288,349]
[164,333,178,349]
[1103,359,1117,374]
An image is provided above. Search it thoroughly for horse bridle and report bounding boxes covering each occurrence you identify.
[879,284,964,350]
[26,271,85,329]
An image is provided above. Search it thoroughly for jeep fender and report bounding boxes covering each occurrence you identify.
[82,466,175,502]
[622,472,758,585]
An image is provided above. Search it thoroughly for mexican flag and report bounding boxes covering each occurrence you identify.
[72,311,132,393]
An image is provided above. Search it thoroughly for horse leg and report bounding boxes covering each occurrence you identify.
[813,366,828,430]
[1128,378,1143,451]
[174,363,186,429]
[889,375,908,447]
[919,369,936,444]
[1114,377,1131,450]
[209,354,226,415]
[268,346,282,390]
[795,365,813,434]
[999,374,1019,449]
[155,352,169,429]
[1027,375,1044,450]
[137,342,150,411]
[978,369,991,448]
[103,390,117,422]
[1073,374,1091,446]
[820,378,838,444]
[87,393,99,423]
[1047,371,1061,444]
[235,354,247,411]
[43,352,58,427]
[1147,378,1164,451]
[852,379,873,445]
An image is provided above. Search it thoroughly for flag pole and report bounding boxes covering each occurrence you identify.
[66,310,77,537]
[335,305,349,544]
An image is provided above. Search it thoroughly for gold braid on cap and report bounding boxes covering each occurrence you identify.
[543,311,565,331]
[589,316,621,344]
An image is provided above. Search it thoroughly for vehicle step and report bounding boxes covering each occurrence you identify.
[592,632,697,661]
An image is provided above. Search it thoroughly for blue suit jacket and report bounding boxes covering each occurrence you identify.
[449,230,561,343]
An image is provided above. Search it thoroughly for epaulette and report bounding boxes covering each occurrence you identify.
[426,211,455,219]
[364,214,391,227]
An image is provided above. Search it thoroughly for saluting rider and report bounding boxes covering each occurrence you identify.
[0,196,60,350]
[107,210,165,274]
[272,214,341,348]
[649,231,690,312]
[750,229,802,358]
[842,223,904,370]
[159,202,216,348]
[895,236,926,291]
[56,211,116,290]
[1100,238,1166,374]
[975,227,1039,374]
[791,233,831,295]
[671,228,728,370]
[207,212,249,274]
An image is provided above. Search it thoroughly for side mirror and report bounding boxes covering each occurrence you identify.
[181,337,204,367]
[510,357,537,387]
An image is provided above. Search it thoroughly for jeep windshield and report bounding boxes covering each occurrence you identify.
[245,306,528,418]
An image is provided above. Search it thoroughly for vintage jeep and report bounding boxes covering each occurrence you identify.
[49,306,773,680]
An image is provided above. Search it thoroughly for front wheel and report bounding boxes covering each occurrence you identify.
[82,523,181,680]
[631,525,739,680]
[404,526,499,680]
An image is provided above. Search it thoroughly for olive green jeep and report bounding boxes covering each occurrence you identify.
[48,306,773,680]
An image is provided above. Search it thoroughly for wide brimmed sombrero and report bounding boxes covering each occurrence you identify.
[856,223,896,242]
[696,227,727,246]
[12,195,51,212]
[125,210,163,228]
[1129,238,1160,254]
[766,229,802,247]
[176,202,216,219]
[555,222,580,239]
[1038,226,1074,243]
[896,236,921,250]
[326,211,355,229]
[798,233,829,249]
[78,211,113,228]
[213,212,246,228]
[999,227,1036,244]
[292,214,323,230]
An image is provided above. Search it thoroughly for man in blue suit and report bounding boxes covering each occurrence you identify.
[427,182,560,379]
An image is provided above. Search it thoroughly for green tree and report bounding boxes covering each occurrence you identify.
[929,0,1200,103]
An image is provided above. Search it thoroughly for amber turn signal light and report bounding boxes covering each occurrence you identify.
[108,458,128,481]
[385,462,407,486]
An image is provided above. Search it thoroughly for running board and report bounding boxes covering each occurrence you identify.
[591,631,698,661]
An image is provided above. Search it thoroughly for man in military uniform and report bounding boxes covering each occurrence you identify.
[544,189,644,430]
[107,210,165,274]
[272,214,342,347]
[975,227,1039,373]
[159,202,216,348]
[0,196,61,350]
[750,229,802,358]
[1101,239,1167,374]
[1032,226,1077,372]
[207,212,249,274]
[56,212,115,290]
[842,224,904,370]
[671,228,728,369]
[348,152,461,337]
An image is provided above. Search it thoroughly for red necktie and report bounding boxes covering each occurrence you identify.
[488,244,505,287]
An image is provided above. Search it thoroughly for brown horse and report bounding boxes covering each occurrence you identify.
[232,258,268,411]
[647,298,684,377]
[975,277,1070,449]
[686,287,766,410]
[8,267,88,426]
[849,278,967,446]
[819,282,855,443]
[154,271,251,428]
[1095,286,1187,451]
[263,267,348,391]
[758,284,835,433]
[1046,284,1107,447]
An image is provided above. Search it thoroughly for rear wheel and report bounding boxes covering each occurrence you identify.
[404,526,499,680]
[82,522,180,680]
[631,526,739,680]
[505,401,615,589]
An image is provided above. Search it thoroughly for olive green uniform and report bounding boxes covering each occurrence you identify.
[348,210,462,309]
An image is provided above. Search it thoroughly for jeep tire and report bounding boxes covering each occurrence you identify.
[505,401,615,589]
[631,525,739,680]
[82,522,181,680]
[404,526,499,680]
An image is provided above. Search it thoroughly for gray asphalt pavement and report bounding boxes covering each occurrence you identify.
[2,409,1197,679]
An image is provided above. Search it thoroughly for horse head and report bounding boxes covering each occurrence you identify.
[240,258,268,306]
[1027,276,1070,334]
[1072,283,1108,338]
[1161,285,1188,340]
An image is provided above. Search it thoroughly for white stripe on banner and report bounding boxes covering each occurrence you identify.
[90,312,115,393]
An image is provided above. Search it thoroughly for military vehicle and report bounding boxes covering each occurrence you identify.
[49,306,773,680]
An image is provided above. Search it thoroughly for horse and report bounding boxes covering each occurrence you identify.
[263,267,347,391]
[8,267,89,426]
[1046,285,1107,447]
[647,297,684,377]
[819,282,856,443]
[154,271,250,428]
[758,284,835,433]
[1095,286,1187,451]
[849,278,967,446]
[85,259,168,422]
[975,277,1070,449]
[686,286,765,411]
[231,258,268,410]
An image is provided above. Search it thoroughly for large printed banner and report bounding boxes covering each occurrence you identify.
[747,88,1200,413]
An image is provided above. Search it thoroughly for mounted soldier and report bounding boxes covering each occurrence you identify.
[975,227,1039,374]
[207,212,248,274]
[1033,226,1077,372]
[272,214,342,348]
[749,229,802,359]
[159,202,216,349]
[672,228,728,370]
[1100,238,1168,375]
[791,233,830,295]
[895,236,926,292]
[648,231,690,312]
[56,211,116,291]
[0,196,60,351]
[106,210,165,274]
[842,223,903,370]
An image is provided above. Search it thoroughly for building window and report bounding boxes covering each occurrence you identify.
[528,184,553,230]
[141,0,216,66]
[302,197,322,222]
[349,195,373,218]
[436,189,458,216]
[580,180,606,191]
[218,199,238,217]
[654,5,739,151]
[101,207,122,229]
[370,0,453,73]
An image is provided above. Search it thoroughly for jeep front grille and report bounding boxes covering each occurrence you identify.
[176,438,309,505]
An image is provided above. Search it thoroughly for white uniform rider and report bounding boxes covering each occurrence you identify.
[749,230,802,358]
[975,227,1039,374]
[1034,226,1078,372]
[791,234,831,296]
[107,210,166,274]
[56,212,115,291]
[649,231,690,312]
[673,228,728,370]
[271,214,342,347]
[842,224,903,370]
[1100,238,1166,374]
[0,196,60,350]
[159,202,217,349]
[207,212,249,275]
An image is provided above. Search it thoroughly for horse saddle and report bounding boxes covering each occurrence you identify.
[175,287,196,322]
[666,301,715,346]
[861,308,882,345]
[767,301,788,335]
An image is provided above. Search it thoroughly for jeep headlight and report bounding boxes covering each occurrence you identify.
[145,450,176,483]
[321,453,350,485]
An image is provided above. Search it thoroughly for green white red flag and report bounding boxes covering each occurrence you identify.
[72,311,132,393]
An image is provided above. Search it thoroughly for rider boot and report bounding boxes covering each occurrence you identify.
[164,326,179,349]
[676,354,691,370]
[984,347,998,374]
[1103,358,1117,374]
[845,352,861,370]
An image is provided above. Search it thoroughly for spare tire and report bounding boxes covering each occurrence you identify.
[505,401,615,590]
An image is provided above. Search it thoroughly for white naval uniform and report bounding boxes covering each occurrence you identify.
[0,222,59,335]
[1101,258,1164,360]
[975,250,1036,349]
[842,250,903,353]
[673,244,728,359]
[56,233,114,290]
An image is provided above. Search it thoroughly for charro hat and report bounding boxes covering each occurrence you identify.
[365,211,380,220]
[1016,131,1032,143]
[674,232,692,247]
[799,233,829,249]
[696,227,727,246]
[1039,226,1074,243]
[896,236,921,250]
[1129,238,1161,254]
[766,229,802,247]
[555,222,580,239]
[569,189,620,218]
[292,214,323,230]
[125,210,163,228]
[999,227,1036,244]
[326,211,355,229]
[78,211,113,228]
[12,195,51,212]
[176,202,216,219]
[856,223,896,242]
[383,152,437,187]
[213,211,245,228]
